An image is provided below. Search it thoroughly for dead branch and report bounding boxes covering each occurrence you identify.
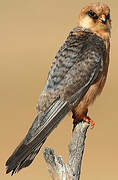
[43,121,89,180]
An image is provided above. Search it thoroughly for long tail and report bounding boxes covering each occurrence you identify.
[6,138,46,175]
[6,74,93,176]
[6,99,71,175]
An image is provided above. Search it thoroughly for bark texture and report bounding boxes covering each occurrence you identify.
[43,121,89,180]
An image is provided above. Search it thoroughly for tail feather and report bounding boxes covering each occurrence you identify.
[6,77,93,175]
[6,140,46,175]
[6,99,71,175]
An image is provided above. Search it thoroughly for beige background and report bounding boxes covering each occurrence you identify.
[0,0,117,179]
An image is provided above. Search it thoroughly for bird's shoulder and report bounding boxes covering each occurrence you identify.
[66,27,106,50]
[37,27,106,112]
[51,27,106,68]
[47,27,106,83]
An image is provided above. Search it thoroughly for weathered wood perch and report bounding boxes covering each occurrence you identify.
[43,121,90,180]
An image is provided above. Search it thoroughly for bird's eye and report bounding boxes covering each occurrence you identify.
[106,13,110,20]
[87,10,98,20]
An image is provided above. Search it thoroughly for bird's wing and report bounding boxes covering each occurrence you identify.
[6,28,106,175]
[26,28,106,144]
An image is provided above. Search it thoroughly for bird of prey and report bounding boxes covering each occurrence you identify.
[6,3,111,175]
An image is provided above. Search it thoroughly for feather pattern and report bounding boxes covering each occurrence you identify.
[6,27,106,175]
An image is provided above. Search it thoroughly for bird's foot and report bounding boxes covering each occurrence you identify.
[83,116,95,128]
[72,111,95,131]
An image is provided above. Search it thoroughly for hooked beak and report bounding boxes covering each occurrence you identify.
[100,14,107,24]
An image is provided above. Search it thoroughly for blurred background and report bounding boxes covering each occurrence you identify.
[0,0,117,179]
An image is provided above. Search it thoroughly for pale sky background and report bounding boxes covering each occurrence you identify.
[0,0,118,180]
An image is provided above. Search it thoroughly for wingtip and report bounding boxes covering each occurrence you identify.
[6,168,9,174]
[6,165,17,176]
[6,166,12,175]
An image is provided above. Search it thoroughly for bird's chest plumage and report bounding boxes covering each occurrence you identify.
[72,39,110,117]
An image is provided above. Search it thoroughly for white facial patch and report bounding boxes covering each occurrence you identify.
[80,15,93,29]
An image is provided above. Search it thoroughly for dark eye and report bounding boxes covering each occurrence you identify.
[87,10,98,20]
[106,13,110,20]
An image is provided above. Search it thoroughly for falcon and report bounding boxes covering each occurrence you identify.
[6,3,111,175]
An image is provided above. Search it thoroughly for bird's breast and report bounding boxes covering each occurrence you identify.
[72,40,110,117]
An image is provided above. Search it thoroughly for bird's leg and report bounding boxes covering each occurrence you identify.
[72,109,95,131]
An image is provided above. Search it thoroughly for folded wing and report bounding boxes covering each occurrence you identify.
[6,28,106,175]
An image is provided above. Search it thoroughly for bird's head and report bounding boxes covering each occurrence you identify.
[78,3,111,40]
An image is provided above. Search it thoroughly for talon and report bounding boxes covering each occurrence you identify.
[83,116,95,128]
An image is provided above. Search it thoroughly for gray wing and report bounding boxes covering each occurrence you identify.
[6,28,106,175]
